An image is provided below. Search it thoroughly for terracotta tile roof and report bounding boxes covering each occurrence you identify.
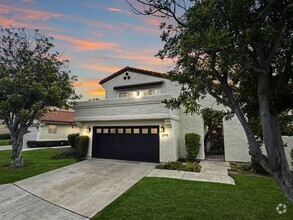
[41,110,74,124]
[99,66,166,84]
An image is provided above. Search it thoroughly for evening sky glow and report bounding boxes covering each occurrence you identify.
[0,0,174,100]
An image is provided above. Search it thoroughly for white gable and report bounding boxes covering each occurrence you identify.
[102,70,180,99]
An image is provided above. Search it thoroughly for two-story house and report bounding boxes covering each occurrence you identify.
[74,66,292,167]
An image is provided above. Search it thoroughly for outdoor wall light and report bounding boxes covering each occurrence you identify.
[161,125,165,133]
[86,127,91,133]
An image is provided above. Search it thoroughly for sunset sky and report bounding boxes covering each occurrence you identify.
[0,0,174,100]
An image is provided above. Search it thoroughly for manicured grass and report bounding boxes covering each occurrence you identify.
[0,149,76,184]
[0,139,12,146]
[94,175,293,220]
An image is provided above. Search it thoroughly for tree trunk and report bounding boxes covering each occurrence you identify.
[268,114,293,203]
[257,71,293,202]
[11,132,25,167]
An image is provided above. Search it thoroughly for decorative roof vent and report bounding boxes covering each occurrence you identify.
[123,72,131,80]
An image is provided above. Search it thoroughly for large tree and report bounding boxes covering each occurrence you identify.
[127,0,293,202]
[0,27,78,167]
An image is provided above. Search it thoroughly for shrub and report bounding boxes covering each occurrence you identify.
[185,133,201,161]
[75,135,89,159]
[156,161,201,172]
[51,148,77,159]
[183,162,201,172]
[68,133,79,149]
[0,133,11,140]
[156,161,183,170]
[27,140,69,148]
[250,156,268,175]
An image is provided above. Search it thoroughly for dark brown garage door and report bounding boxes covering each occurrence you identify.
[92,126,159,162]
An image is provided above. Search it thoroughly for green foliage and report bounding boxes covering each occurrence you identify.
[0,149,76,184]
[94,176,293,220]
[67,133,79,149]
[0,133,11,140]
[185,133,200,161]
[0,27,79,165]
[75,136,89,159]
[27,140,69,148]
[156,161,201,172]
[0,139,12,146]
[157,1,292,142]
[51,148,77,159]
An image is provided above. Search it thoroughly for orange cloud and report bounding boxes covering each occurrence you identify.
[0,3,63,21]
[74,78,106,100]
[89,89,105,95]
[53,34,120,51]
[75,79,100,88]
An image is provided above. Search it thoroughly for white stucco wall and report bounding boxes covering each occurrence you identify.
[75,69,270,163]
[223,116,250,162]
[179,110,205,160]
[37,124,80,141]
[283,136,293,170]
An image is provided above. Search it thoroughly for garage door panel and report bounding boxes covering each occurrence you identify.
[92,126,159,162]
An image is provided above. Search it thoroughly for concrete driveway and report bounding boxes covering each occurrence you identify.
[6,159,154,219]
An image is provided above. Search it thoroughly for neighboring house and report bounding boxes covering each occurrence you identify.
[0,123,9,134]
[74,66,293,168]
[38,110,80,141]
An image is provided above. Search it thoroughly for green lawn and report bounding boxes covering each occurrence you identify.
[0,149,76,184]
[0,139,12,146]
[94,175,293,220]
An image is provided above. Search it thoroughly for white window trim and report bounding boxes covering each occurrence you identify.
[118,88,161,98]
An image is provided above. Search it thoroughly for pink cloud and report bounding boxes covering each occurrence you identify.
[107,7,131,15]
[0,15,60,31]
[119,22,160,35]
[21,0,36,3]
[0,3,63,22]
[53,34,120,51]
[87,20,124,33]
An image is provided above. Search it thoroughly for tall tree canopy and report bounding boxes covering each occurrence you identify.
[0,27,78,167]
[127,0,293,202]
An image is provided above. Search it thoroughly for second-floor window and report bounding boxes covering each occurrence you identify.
[118,89,160,98]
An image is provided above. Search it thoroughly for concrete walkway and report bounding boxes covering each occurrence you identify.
[0,184,87,220]
[0,145,67,151]
[147,160,235,185]
[12,159,154,218]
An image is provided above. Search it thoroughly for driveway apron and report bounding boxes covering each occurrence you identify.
[13,159,154,218]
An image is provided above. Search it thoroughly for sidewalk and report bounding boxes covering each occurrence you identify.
[147,160,235,185]
[0,145,67,151]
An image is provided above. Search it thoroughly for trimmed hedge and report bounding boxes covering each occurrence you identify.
[75,136,89,159]
[185,133,201,161]
[156,161,201,172]
[27,140,69,148]
[68,133,79,149]
[0,133,11,140]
